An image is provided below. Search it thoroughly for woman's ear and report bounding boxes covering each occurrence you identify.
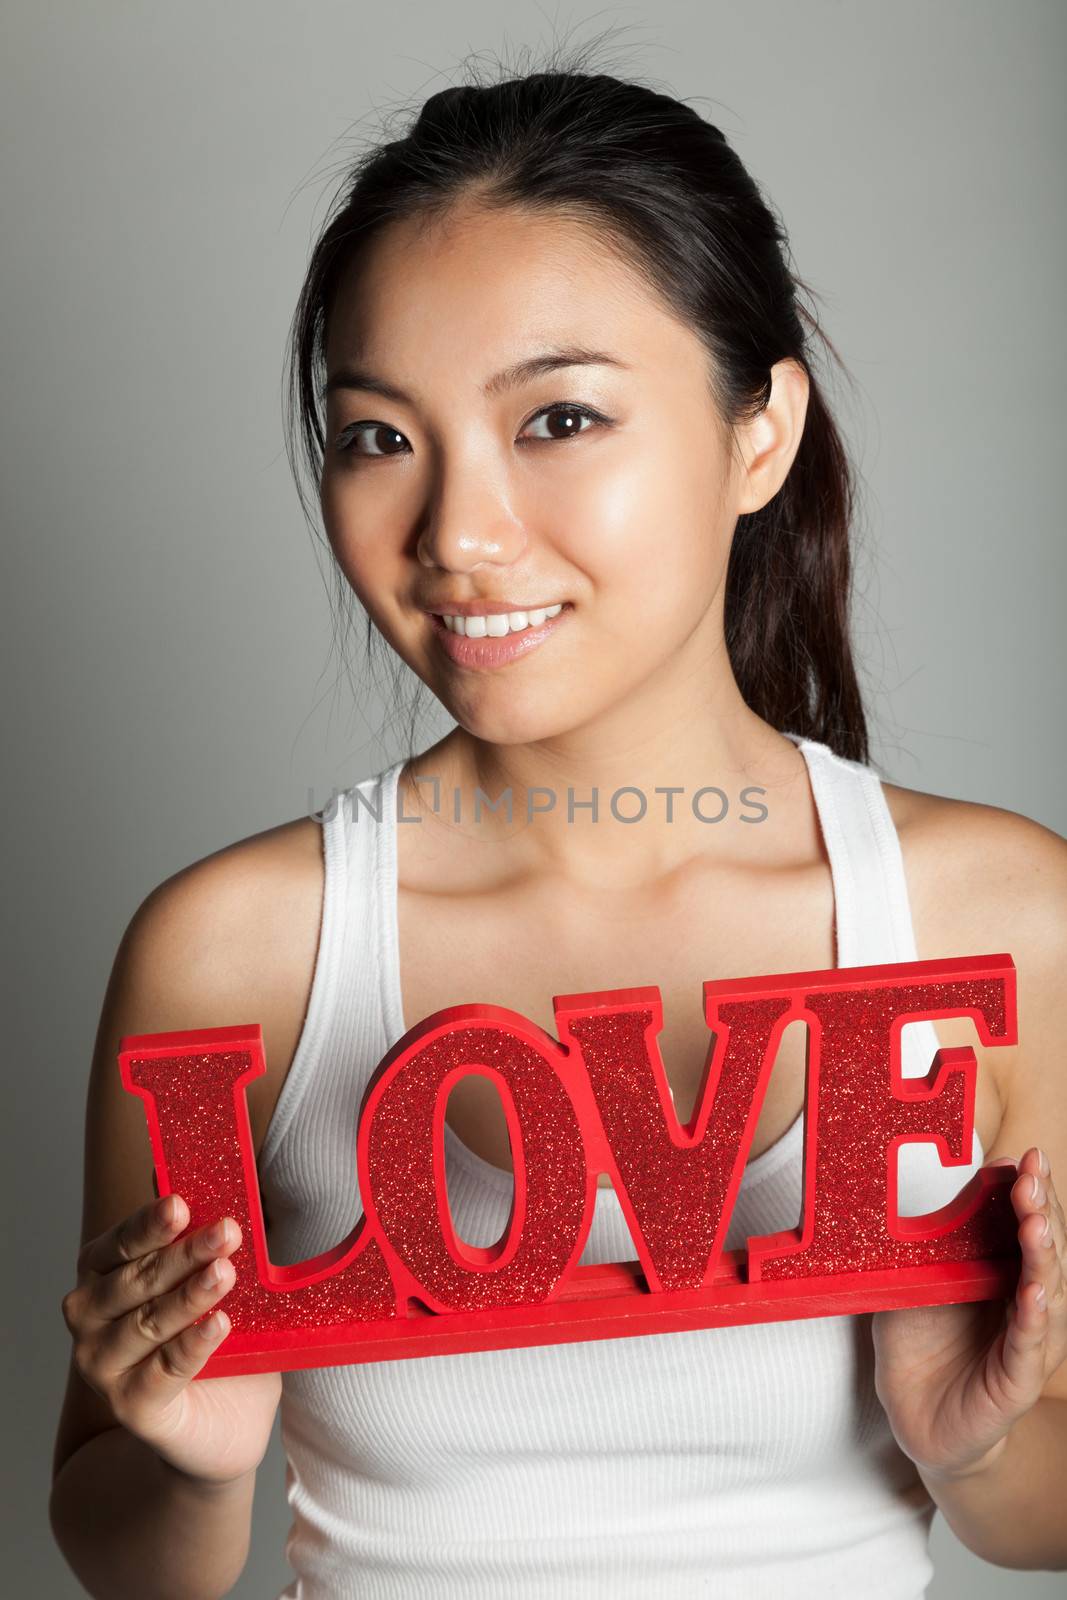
[734,358,810,516]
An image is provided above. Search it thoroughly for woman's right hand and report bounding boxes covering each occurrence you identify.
[60,1191,282,1487]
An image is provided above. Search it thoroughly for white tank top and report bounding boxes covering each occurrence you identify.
[258,732,984,1598]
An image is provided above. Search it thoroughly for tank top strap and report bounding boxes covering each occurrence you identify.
[258,773,388,1180]
[782,731,922,970]
[782,730,943,1090]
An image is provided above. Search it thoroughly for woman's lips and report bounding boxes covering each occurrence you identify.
[427,604,572,670]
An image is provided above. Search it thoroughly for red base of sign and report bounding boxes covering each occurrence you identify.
[201,1251,1021,1377]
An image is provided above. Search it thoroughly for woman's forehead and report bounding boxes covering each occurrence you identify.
[325,209,696,385]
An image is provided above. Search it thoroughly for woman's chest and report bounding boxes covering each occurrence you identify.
[395,862,1004,1179]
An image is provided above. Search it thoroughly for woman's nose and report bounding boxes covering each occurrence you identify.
[416,472,528,574]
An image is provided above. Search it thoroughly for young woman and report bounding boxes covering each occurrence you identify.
[50,58,1067,1599]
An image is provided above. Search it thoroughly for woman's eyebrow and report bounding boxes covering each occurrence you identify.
[321,346,630,404]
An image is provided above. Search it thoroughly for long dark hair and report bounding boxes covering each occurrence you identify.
[284,40,871,766]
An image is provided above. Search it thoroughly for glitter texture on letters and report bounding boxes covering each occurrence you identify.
[362,1022,591,1313]
[557,994,792,1292]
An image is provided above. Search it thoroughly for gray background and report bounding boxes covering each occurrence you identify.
[3,2,1065,1594]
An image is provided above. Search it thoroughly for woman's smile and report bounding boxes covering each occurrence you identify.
[426,599,573,670]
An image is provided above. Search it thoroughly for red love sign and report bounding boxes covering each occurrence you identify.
[118,953,1021,1378]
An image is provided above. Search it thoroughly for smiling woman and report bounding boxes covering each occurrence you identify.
[50,33,1067,1600]
[311,190,815,756]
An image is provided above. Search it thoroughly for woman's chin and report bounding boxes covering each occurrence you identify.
[445,696,585,750]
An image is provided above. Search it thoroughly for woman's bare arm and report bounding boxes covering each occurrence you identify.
[50,1425,258,1600]
[50,818,324,1598]
[885,798,1067,1568]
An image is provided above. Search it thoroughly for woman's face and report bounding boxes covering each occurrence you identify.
[320,201,790,747]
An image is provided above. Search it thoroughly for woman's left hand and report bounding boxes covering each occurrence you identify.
[870,1144,1067,1479]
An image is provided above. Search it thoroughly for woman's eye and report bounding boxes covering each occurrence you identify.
[333,403,610,459]
[334,422,411,458]
[519,403,608,443]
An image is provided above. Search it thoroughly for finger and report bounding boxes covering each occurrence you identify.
[94,1251,237,1382]
[992,1273,1051,1411]
[116,1306,233,1413]
[79,1194,190,1280]
[1013,1160,1065,1270]
[89,1215,243,1326]
[1034,1147,1067,1249]
[1010,1165,1065,1345]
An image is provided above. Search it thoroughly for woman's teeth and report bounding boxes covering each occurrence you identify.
[441,604,564,637]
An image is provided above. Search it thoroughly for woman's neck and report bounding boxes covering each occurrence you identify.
[398,709,811,890]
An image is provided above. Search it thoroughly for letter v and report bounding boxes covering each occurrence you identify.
[553,986,794,1292]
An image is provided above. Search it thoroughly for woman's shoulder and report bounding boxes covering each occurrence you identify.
[115,810,327,1157]
[880,773,1067,1128]
[131,809,325,986]
[879,774,1067,945]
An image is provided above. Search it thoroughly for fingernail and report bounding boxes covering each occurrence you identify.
[1035,1283,1047,1309]
[1041,1217,1052,1245]
[1030,1175,1045,1205]
[158,1195,177,1227]
[1038,1148,1050,1176]
[206,1221,229,1250]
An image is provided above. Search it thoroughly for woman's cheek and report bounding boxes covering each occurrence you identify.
[321,487,404,608]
